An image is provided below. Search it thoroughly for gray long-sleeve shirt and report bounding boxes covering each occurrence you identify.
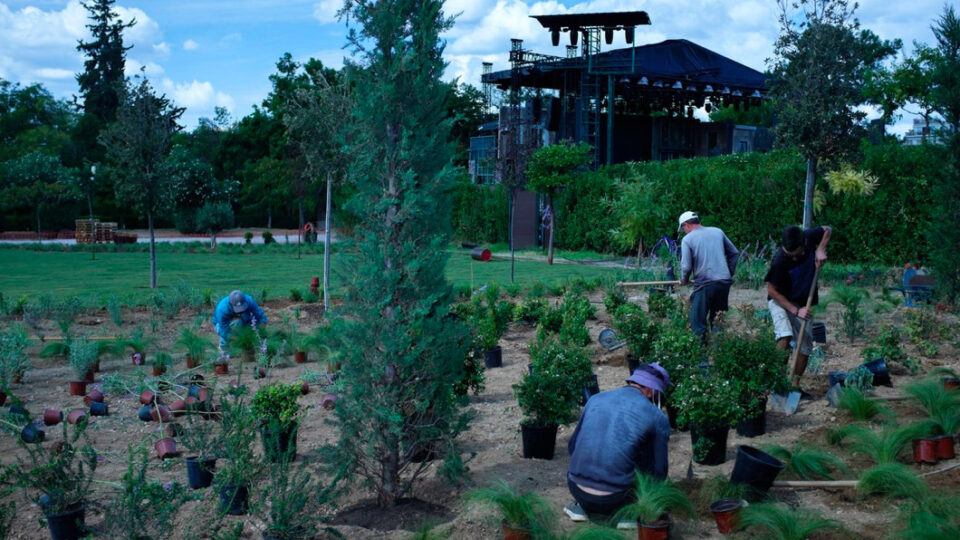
[680,226,739,291]
[567,386,670,493]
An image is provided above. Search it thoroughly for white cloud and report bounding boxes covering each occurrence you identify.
[153,41,171,57]
[34,67,74,79]
[312,0,340,24]
[183,39,199,51]
[220,32,242,45]
[125,59,164,78]
[160,78,235,111]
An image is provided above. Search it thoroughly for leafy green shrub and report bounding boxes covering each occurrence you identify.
[515,337,592,426]
[244,231,253,244]
[820,284,869,342]
[251,383,303,429]
[68,339,99,379]
[711,330,789,414]
[647,291,681,319]
[288,288,303,302]
[558,292,595,347]
[602,280,627,314]
[612,303,658,359]
[450,181,509,245]
[104,445,186,538]
[262,230,275,244]
[0,324,32,386]
[514,297,550,324]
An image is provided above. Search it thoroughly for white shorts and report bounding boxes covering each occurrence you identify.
[767,299,813,355]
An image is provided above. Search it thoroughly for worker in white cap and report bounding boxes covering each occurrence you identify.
[677,211,739,341]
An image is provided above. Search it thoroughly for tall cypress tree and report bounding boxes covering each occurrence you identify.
[76,0,134,124]
[330,0,471,508]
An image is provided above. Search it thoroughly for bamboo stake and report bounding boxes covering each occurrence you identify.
[37,336,116,341]
[617,280,683,287]
[771,462,960,489]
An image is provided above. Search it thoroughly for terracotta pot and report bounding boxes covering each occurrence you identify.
[169,399,187,416]
[300,381,309,395]
[131,353,145,366]
[43,409,63,426]
[942,377,960,391]
[185,355,198,369]
[155,437,178,459]
[68,380,88,396]
[501,520,531,540]
[321,393,338,410]
[214,363,229,375]
[913,438,938,464]
[254,367,267,379]
[151,365,166,377]
[150,405,172,423]
[709,499,745,534]
[326,360,341,373]
[83,389,105,405]
[139,390,157,405]
[294,351,307,364]
[66,408,87,425]
[638,517,672,540]
[934,434,955,460]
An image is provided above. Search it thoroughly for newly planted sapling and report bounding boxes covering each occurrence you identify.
[259,460,334,539]
[613,472,694,527]
[102,444,187,539]
[820,284,869,342]
[69,339,98,380]
[10,420,97,516]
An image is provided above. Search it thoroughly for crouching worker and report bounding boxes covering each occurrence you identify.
[211,290,267,354]
[564,363,671,526]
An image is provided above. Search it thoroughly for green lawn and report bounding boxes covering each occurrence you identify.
[0,247,624,304]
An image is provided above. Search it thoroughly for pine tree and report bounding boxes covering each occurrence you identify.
[76,0,134,124]
[330,0,471,508]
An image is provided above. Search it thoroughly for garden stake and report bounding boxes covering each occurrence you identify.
[771,264,821,415]
[617,280,683,287]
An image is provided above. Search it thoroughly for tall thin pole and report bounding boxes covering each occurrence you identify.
[90,165,96,261]
[323,172,332,311]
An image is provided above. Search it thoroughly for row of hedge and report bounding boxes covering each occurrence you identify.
[452,141,945,264]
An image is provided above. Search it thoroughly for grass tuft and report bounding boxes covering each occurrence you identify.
[760,443,849,480]
[857,463,928,501]
[835,387,890,421]
[738,503,844,540]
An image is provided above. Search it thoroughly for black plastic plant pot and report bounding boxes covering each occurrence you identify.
[626,354,640,375]
[862,358,892,386]
[735,400,767,438]
[260,424,298,463]
[20,423,45,443]
[666,404,688,432]
[828,371,847,388]
[520,423,558,460]
[690,425,729,465]
[218,484,249,515]
[137,405,153,422]
[45,503,86,540]
[89,402,108,416]
[483,346,503,368]
[185,456,216,489]
[729,445,785,496]
[811,322,827,343]
[580,383,600,406]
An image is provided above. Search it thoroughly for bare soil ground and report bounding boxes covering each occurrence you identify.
[1,284,957,539]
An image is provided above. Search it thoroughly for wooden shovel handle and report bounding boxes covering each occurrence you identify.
[786,264,822,383]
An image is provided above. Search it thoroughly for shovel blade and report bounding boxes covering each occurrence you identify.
[771,391,801,414]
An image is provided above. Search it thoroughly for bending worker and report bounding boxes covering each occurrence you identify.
[211,290,267,353]
[677,211,739,339]
[764,224,831,391]
[564,363,671,525]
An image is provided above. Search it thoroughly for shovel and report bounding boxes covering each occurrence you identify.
[771,264,822,414]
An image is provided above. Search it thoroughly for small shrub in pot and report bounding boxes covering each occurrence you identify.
[215,392,259,514]
[467,479,556,539]
[69,339,99,381]
[673,372,741,463]
[251,382,303,462]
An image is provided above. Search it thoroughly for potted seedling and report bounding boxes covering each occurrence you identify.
[68,339,99,395]
[251,382,303,463]
[230,326,263,364]
[712,331,789,437]
[175,325,213,369]
[119,328,155,366]
[286,322,309,364]
[0,324,33,387]
[215,393,259,515]
[10,420,97,539]
[614,472,694,538]
[468,285,515,368]
[467,479,556,540]
[179,409,220,489]
[305,323,340,372]
[150,351,173,377]
[513,337,592,460]
[673,371,741,465]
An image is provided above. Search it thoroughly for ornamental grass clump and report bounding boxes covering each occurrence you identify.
[613,472,694,526]
[903,378,960,435]
[738,503,844,540]
[820,284,869,342]
[827,423,934,464]
[760,443,848,480]
[467,479,556,536]
[857,463,928,500]
[835,387,892,421]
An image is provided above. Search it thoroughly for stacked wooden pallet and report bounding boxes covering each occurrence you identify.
[75,219,97,244]
[95,222,117,243]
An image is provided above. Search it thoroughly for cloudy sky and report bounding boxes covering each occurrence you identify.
[0,0,946,133]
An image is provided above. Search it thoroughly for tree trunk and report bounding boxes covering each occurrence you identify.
[323,173,333,310]
[297,199,303,260]
[210,231,217,251]
[148,210,157,289]
[509,187,515,283]
[36,208,42,242]
[87,193,94,221]
[636,237,643,269]
[546,195,555,265]
[267,207,273,229]
[802,157,817,229]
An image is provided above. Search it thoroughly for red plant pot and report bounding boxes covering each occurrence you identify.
[83,389,105,405]
[83,370,95,383]
[913,438,938,464]
[942,377,959,391]
[139,390,157,405]
[69,381,88,396]
[321,393,338,410]
[197,387,212,403]
[254,367,267,379]
[709,499,745,534]
[638,518,671,540]
[150,405,172,423]
[501,521,530,540]
[131,353,145,366]
[294,351,307,364]
[213,363,228,375]
[66,408,87,425]
[44,409,63,426]
[169,399,187,417]
[155,437,178,459]
[151,365,166,377]
[185,355,198,369]
[300,381,309,395]
[934,434,955,460]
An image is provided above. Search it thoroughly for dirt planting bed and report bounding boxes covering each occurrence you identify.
[0,284,958,538]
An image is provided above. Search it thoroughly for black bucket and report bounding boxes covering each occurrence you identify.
[811,322,826,343]
[46,504,86,540]
[89,402,108,416]
[218,484,249,515]
[736,404,766,438]
[626,354,640,375]
[729,445,785,495]
[580,375,600,405]
[828,371,847,388]
[483,346,503,368]
[521,423,558,460]
[185,456,216,489]
[862,358,892,386]
[690,425,729,465]
[260,424,298,463]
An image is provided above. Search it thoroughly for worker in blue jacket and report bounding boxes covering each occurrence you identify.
[211,290,267,353]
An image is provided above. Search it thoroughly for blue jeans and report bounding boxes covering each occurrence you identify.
[568,478,633,519]
[690,282,731,338]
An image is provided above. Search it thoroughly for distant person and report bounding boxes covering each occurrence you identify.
[564,363,671,526]
[211,290,267,353]
[764,224,831,390]
[677,211,739,340]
